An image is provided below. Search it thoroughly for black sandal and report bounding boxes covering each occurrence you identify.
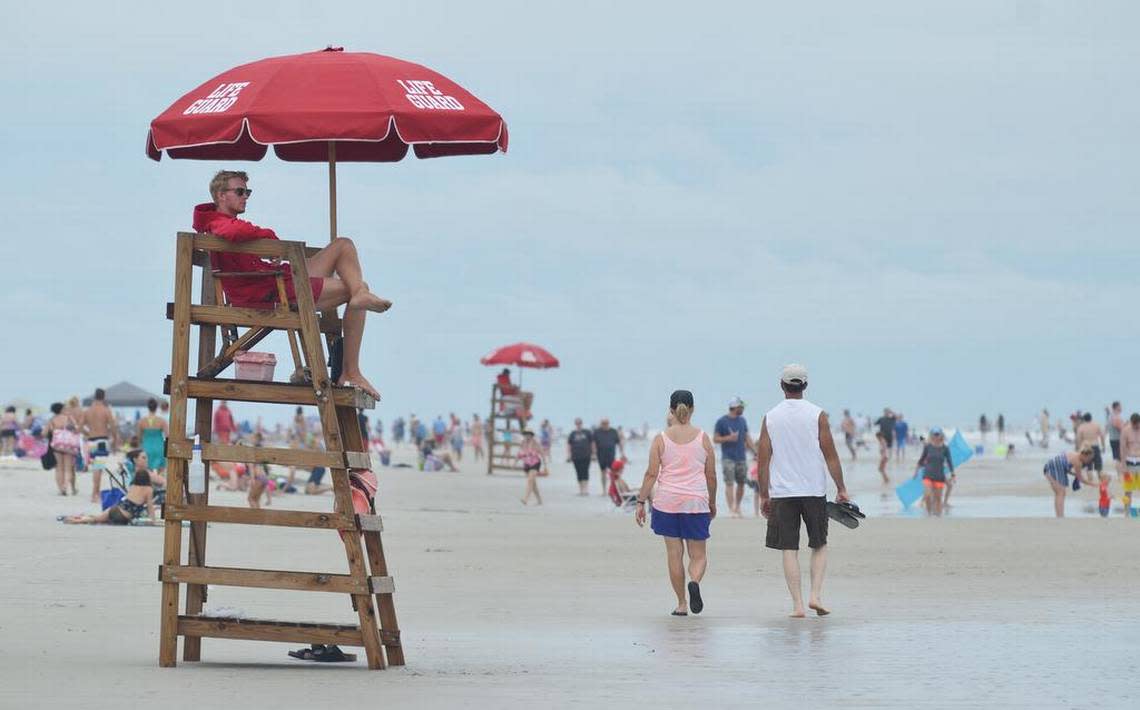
[312,644,356,662]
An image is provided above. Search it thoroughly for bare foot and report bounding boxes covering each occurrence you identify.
[789,610,806,618]
[337,372,380,400]
[809,602,831,616]
[347,290,392,314]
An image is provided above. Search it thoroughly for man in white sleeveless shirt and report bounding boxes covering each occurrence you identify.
[756,364,849,617]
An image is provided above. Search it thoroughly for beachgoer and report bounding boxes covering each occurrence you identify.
[419,437,458,472]
[634,390,716,616]
[1107,402,1124,464]
[393,416,406,446]
[45,402,82,495]
[996,413,1005,443]
[874,408,895,483]
[756,364,849,618]
[979,414,989,441]
[213,401,236,444]
[517,429,547,505]
[915,427,954,516]
[137,398,168,475]
[193,170,391,399]
[593,418,627,497]
[713,397,755,518]
[22,408,36,432]
[1042,446,1096,517]
[449,417,465,461]
[1039,409,1051,447]
[470,414,485,461]
[81,388,119,502]
[840,410,857,461]
[286,406,308,486]
[247,432,273,509]
[432,415,447,447]
[539,419,553,459]
[63,453,156,524]
[1119,413,1140,516]
[566,418,594,496]
[1,406,19,457]
[1075,413,1106,481]
[893,413,909,463]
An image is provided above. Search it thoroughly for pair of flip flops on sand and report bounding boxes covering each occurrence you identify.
[287,644,356,663]
[671,581,704,616]
[826,500,866,529]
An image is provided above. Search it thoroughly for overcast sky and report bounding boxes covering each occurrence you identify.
[2,1,1137,433]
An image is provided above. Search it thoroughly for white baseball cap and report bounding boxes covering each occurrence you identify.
[780,363,808,385]
[728,396,746,409]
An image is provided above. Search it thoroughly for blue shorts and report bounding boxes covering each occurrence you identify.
[650,507,711,540]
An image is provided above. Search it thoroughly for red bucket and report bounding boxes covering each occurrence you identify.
[234,351,277,381]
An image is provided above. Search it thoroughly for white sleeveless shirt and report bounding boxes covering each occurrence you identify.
[764,398,827,498]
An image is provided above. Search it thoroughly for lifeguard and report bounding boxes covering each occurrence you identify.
[192,170,392,399]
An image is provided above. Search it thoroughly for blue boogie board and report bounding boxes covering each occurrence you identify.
[895,476,925,509]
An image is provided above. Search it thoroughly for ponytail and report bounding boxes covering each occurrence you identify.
[673,403,691,424]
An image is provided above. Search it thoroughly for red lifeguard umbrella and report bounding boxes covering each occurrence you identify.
[147,46,507,241]
[480,343,560,369]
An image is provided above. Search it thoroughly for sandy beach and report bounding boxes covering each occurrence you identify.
[0,442,1134,709]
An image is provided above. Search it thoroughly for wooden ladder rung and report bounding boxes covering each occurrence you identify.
[166,440,371,469]
[177,615,365,646]
[161,564,394,595]
[167,302,303,330]
[165,376,376,409]
[164,504,382,532]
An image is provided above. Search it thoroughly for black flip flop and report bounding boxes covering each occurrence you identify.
[312,645,356,662]
[670,610,688,616]
[837,501,866,519]
[826,501,860,529]
[287,645,319,661]
[688,581,704,614]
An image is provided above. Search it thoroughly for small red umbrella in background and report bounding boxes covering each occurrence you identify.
[147,46,507,241]
[480,342,559,389]
[480,343,560,369]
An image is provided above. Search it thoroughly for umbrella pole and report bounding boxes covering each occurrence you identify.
[328,142,338,243]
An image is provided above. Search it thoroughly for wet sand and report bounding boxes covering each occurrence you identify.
[0,446,1134,708]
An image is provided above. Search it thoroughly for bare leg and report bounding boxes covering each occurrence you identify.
[724,482,736,514]
[532,473,542,505]
[733,481,744,517]
[90,469,102,502]
[664,537,687,613]
[55,455,67,494]
[808,545,829,615]
[685,539,707,583]
[335,304,380,399]
[1045,474,1066,517]
[782,550,805,617]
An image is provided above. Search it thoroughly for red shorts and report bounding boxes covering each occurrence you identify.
[283,276,324,304]
[922,479,946,490]
[233,276,324,309]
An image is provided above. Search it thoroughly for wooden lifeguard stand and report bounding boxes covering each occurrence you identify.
[158,232,403,669]
[486,384,531,474]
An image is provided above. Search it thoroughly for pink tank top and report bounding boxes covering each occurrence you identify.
[652,429,709,514]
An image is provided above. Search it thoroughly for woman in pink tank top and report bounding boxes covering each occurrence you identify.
[635,390,718,616]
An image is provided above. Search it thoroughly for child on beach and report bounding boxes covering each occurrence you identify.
[518,429,546,505]
[1,406,18,457]
[916,427,954,516]
[247,432,273,509]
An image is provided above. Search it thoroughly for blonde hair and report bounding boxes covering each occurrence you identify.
[1079,445,1094,457]
[672,403,692,425]
[209,170,249,202]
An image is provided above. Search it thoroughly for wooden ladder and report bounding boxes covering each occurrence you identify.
[486,384,527,474]
[158,232,403,670]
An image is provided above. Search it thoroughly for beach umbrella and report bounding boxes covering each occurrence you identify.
[82,381,166,408]
[480,343,560,369]
[147,46,508,241]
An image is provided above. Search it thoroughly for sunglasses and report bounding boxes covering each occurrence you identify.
[224,188,253,197]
